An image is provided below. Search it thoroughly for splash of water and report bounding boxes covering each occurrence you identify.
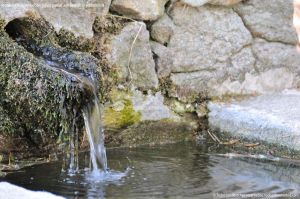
[83,97,108,172]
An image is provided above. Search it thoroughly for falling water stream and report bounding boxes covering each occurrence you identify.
[82,98,108,172]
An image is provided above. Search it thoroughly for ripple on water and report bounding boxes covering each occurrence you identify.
[1,143,300,198]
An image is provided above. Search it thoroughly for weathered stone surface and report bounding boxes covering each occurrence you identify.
[245,68,297,93]
[181,0,242,7]
[110,22,159,90]
[0,0,111,38]
[150,14,175,44]
[215,68,297,95]
[169,56,298,100]
[208,90,300,151]
[211,40,300,95]
[252,39,300,73]
[169,4,252,72]
[228,47,256,81]
[234,0,298,44]
[209,0,242,6]
[117,120,194,147]
[0,182,64,199]
[165,3,254,101]
[111,0,168,21]
[169,71,219,102]
[131,90,177,121]
[165,2,300,100]
[150,41,173,78]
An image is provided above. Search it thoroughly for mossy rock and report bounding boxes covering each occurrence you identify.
[103,99,141,129]
[0,17,100,149]
[57,29,95,52]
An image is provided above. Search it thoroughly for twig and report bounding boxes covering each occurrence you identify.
[244,143,260,147]
[207,130,239,146]
[207,130,221,144]
[221,139,239,146]
[127,23,143,85]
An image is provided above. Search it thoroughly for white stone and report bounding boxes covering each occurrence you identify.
[0,182,64,199]
[181,0,209,7]
[111,0,168,21]
[131,90,177,121]
[208,90,300,151]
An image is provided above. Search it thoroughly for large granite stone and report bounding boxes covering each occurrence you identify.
[234,0,298,44]
[208,90,300,151]
[169,3,252,73]
[110,22,159,90]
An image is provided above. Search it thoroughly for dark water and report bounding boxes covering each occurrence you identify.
[1,143,300,199]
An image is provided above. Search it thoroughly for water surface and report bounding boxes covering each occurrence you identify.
[1,143,300,198]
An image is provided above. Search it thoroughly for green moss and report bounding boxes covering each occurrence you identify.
[57,29,95,52]
[103,99,141,129]
[93,15,129,35]
[0,17,97,149]
[0,19,5,30]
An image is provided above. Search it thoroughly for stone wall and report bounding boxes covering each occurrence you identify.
[1,0,299,147]
[99,0,300,143]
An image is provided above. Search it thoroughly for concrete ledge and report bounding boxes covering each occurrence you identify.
[208,90,300,151]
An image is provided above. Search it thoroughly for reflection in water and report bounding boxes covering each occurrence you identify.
[1,143,300,198]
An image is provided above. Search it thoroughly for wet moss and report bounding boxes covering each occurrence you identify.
[57,29,95,52]
[0,107,15,135]
[0,17,99,151]
[103,99,141,129]
[0,19,5,30]
[5,17,99,79]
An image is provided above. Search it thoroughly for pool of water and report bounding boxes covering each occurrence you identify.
[1,143,300,198]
